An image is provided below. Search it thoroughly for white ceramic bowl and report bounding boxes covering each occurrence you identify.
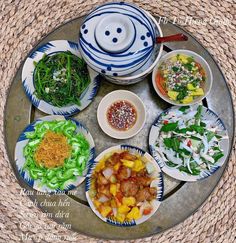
[152,49,213,106]
[104,11,163,85]
[85,145,164,226]
[97,90,146,139]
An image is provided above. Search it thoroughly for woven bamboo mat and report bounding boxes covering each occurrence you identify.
[0,0,235,242]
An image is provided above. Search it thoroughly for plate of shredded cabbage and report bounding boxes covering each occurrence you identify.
[149,105,229,181]
[15,115,95,193]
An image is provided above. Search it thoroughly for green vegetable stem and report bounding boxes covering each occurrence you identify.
[33,51,90,107]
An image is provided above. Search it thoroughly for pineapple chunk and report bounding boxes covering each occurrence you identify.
[95,159,105,172]
[110,199,117,208]
[187,83,196,91]
[116,213,126,223]
[190,88,204,96]
[182,96,194,104]
[118,205,130,214]
[93,200,101,209]
[113,162,121,171]
[121,159,134,168]
[110,184,117,196]
[122,197,136,206]
[168,90,179,101]
[126,207,141,220]
[100,205,112,218]
[132,160,145,172]
[179,54,188,64]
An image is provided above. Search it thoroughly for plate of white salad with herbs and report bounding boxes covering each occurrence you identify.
[149,104,229,181]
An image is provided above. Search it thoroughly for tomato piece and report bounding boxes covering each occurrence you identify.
[196,62,206,77]
[143,207,152,215]
[163,120,168,125]
[187,140,192,147]
[107,210,113,217]
[156,72,167,95]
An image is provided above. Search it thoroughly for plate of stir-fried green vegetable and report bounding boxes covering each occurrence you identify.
[149,105,229,181]
[22,40,100,116]
[14,115,95,193]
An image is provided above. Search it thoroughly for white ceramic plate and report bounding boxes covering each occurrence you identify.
[149,105,229,181]
[22,40,100,116]
[85,145,164,226]
[152,50,213,106]
[97,90,146,139]
[15,115,95,193]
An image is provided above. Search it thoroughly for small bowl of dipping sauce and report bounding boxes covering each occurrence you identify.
[97,90,146,139]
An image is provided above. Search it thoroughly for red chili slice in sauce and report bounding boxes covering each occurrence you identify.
[107,100,137,131]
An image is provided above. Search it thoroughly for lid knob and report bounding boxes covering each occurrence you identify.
[95,14,135,53]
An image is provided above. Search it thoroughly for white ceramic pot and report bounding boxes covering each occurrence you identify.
[79,3,163,84]
[103,11,163,85]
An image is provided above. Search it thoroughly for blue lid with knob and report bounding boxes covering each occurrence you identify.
[79,2,157,77]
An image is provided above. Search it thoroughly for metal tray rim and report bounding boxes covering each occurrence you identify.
[3,15,235,240]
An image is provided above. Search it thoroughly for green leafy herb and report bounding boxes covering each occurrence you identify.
[179,163,200,175]
[179,106,190,112]
[166,161,177,167]
[192,78,200,87]
[212,152,224,162]
[179,148,191,155]
[200,122,206,127]
[176,86,188,101]
[183,62,193,71]
[189,125,205,134]
[190,135,202,141]
[206,131,215,142]
[173,85,183,92]
[175,128,188,134]
[163,137,180,152]
[194,105,202,125]
[160,122,178,132]
[172,66,179,72]
[213,146,221,151]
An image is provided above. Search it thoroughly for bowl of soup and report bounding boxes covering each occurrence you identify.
[152,50,213,106]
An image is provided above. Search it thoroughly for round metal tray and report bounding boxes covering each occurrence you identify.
[4,16,235,240]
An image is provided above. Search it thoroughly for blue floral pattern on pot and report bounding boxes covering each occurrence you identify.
[79,2,157,77]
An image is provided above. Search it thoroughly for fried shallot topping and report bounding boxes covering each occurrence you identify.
[34,131,71,168]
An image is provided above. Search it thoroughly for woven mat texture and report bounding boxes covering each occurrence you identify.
[0,0,235,242]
